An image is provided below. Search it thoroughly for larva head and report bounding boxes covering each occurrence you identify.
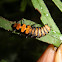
[13,23,17,28]
[12,23,18,30]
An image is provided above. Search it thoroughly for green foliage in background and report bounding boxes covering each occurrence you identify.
[20,0,32,12]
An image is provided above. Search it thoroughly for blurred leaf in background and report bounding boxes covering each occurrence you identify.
[0,59,8,62]
[20,0,32,12]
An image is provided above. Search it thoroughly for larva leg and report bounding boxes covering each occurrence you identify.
[31,24,36,27]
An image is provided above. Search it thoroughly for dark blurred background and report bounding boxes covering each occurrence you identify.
[0,0,62,62]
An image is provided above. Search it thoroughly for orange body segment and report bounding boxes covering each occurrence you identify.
[41,27,45,36]
[21,24,26,32]
[13,23,17,28]
[16,23,21,30]
[35,28,38,36]
[38,28,41,37]
[32,28,35,35]
[25,25,31,34]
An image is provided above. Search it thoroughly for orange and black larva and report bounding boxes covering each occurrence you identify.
[13,23,51,38]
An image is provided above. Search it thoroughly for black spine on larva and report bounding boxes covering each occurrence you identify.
[43,26,46,35]
[37,27,39,38]
[41,27,44,37]
[45,26,49,33]
[34,27,36,36]
[30,27,35,38]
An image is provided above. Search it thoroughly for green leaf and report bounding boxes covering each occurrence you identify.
[31,0,60,33]
[37,31,62,47]
[17,19,62,47]
[0,17,42,31]
[0,17,62,47]
[22,19,62,47]
[52,0,62,12]
[0,17,13,31]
